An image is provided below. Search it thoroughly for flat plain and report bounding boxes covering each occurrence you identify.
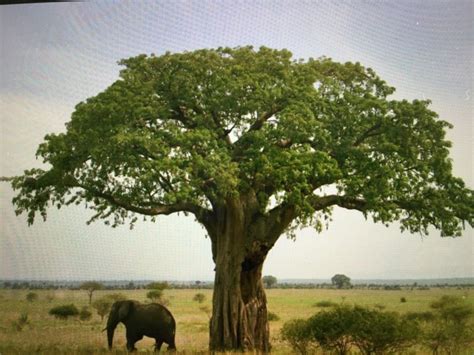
[0,287,472,354]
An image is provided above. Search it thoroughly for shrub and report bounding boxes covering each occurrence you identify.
[193,293,206,303]
[313,300,336,308]
[280,319,313,355]
[304,305,419,354]
[400,296,407,303]
[430,295,473,323]
[420,295,474,354]
[146,289,163,302]
[267,311,280,321]
[26,292,38,302]
[350,306,419,354]
[306,305,356,354]
[79,306,92,321]
[49,304,79,319]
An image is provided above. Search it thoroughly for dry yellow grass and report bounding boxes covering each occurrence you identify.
[0,287,472,354]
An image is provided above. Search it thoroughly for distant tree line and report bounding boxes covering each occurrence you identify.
[0,280,215,290]
[1,280,473,290]
[263,283,473,290]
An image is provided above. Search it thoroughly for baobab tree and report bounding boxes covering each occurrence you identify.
[3,46,472,351]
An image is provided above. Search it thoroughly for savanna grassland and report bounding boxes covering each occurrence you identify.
[0,287,472,354]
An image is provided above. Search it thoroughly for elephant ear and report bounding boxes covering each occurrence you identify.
[118,300,133,320]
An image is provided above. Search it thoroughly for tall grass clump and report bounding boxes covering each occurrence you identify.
[11,312,29,331]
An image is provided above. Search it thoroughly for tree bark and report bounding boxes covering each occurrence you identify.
[208,199,270,352]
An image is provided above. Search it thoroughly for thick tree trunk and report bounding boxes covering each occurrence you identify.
[210,253,269,351]
[208,200,270,352]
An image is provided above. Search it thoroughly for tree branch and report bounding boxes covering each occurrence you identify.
[78,182,211,219]
[250,203,297,246]
[248,105,281,132]
[353,122,382,147]
[24,172,213,224]
[308,194,368,211]
[211,111,233,146]
[171,105,198,128]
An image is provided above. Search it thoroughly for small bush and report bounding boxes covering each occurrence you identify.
[267,311,280,321]
[193,293,206,303]
[79,306,92,321]
[280,319,313,355]
[313,300,336,308]
[400,296,407,303]
[350,306,419,354]
[49,304,79,320]
[303,305,420,354]
[26,292,38,302]
[421,295,474,354]
[146,289,163,302]
[307,305,356,354]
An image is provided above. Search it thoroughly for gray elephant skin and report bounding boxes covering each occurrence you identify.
[106,300,176,352]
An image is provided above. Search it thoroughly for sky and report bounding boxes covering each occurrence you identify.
[0,0,472,281]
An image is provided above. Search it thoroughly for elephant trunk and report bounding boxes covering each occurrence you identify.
[106,317,118,349]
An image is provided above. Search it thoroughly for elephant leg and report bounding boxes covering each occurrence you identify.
[154,339,163,352]
[125,331,139,352]
[167,338,177,352]
[126,339,137,352]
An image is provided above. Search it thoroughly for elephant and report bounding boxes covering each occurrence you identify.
[106,300,176,352]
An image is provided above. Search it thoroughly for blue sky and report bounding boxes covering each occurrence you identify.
[1,0,472,281]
